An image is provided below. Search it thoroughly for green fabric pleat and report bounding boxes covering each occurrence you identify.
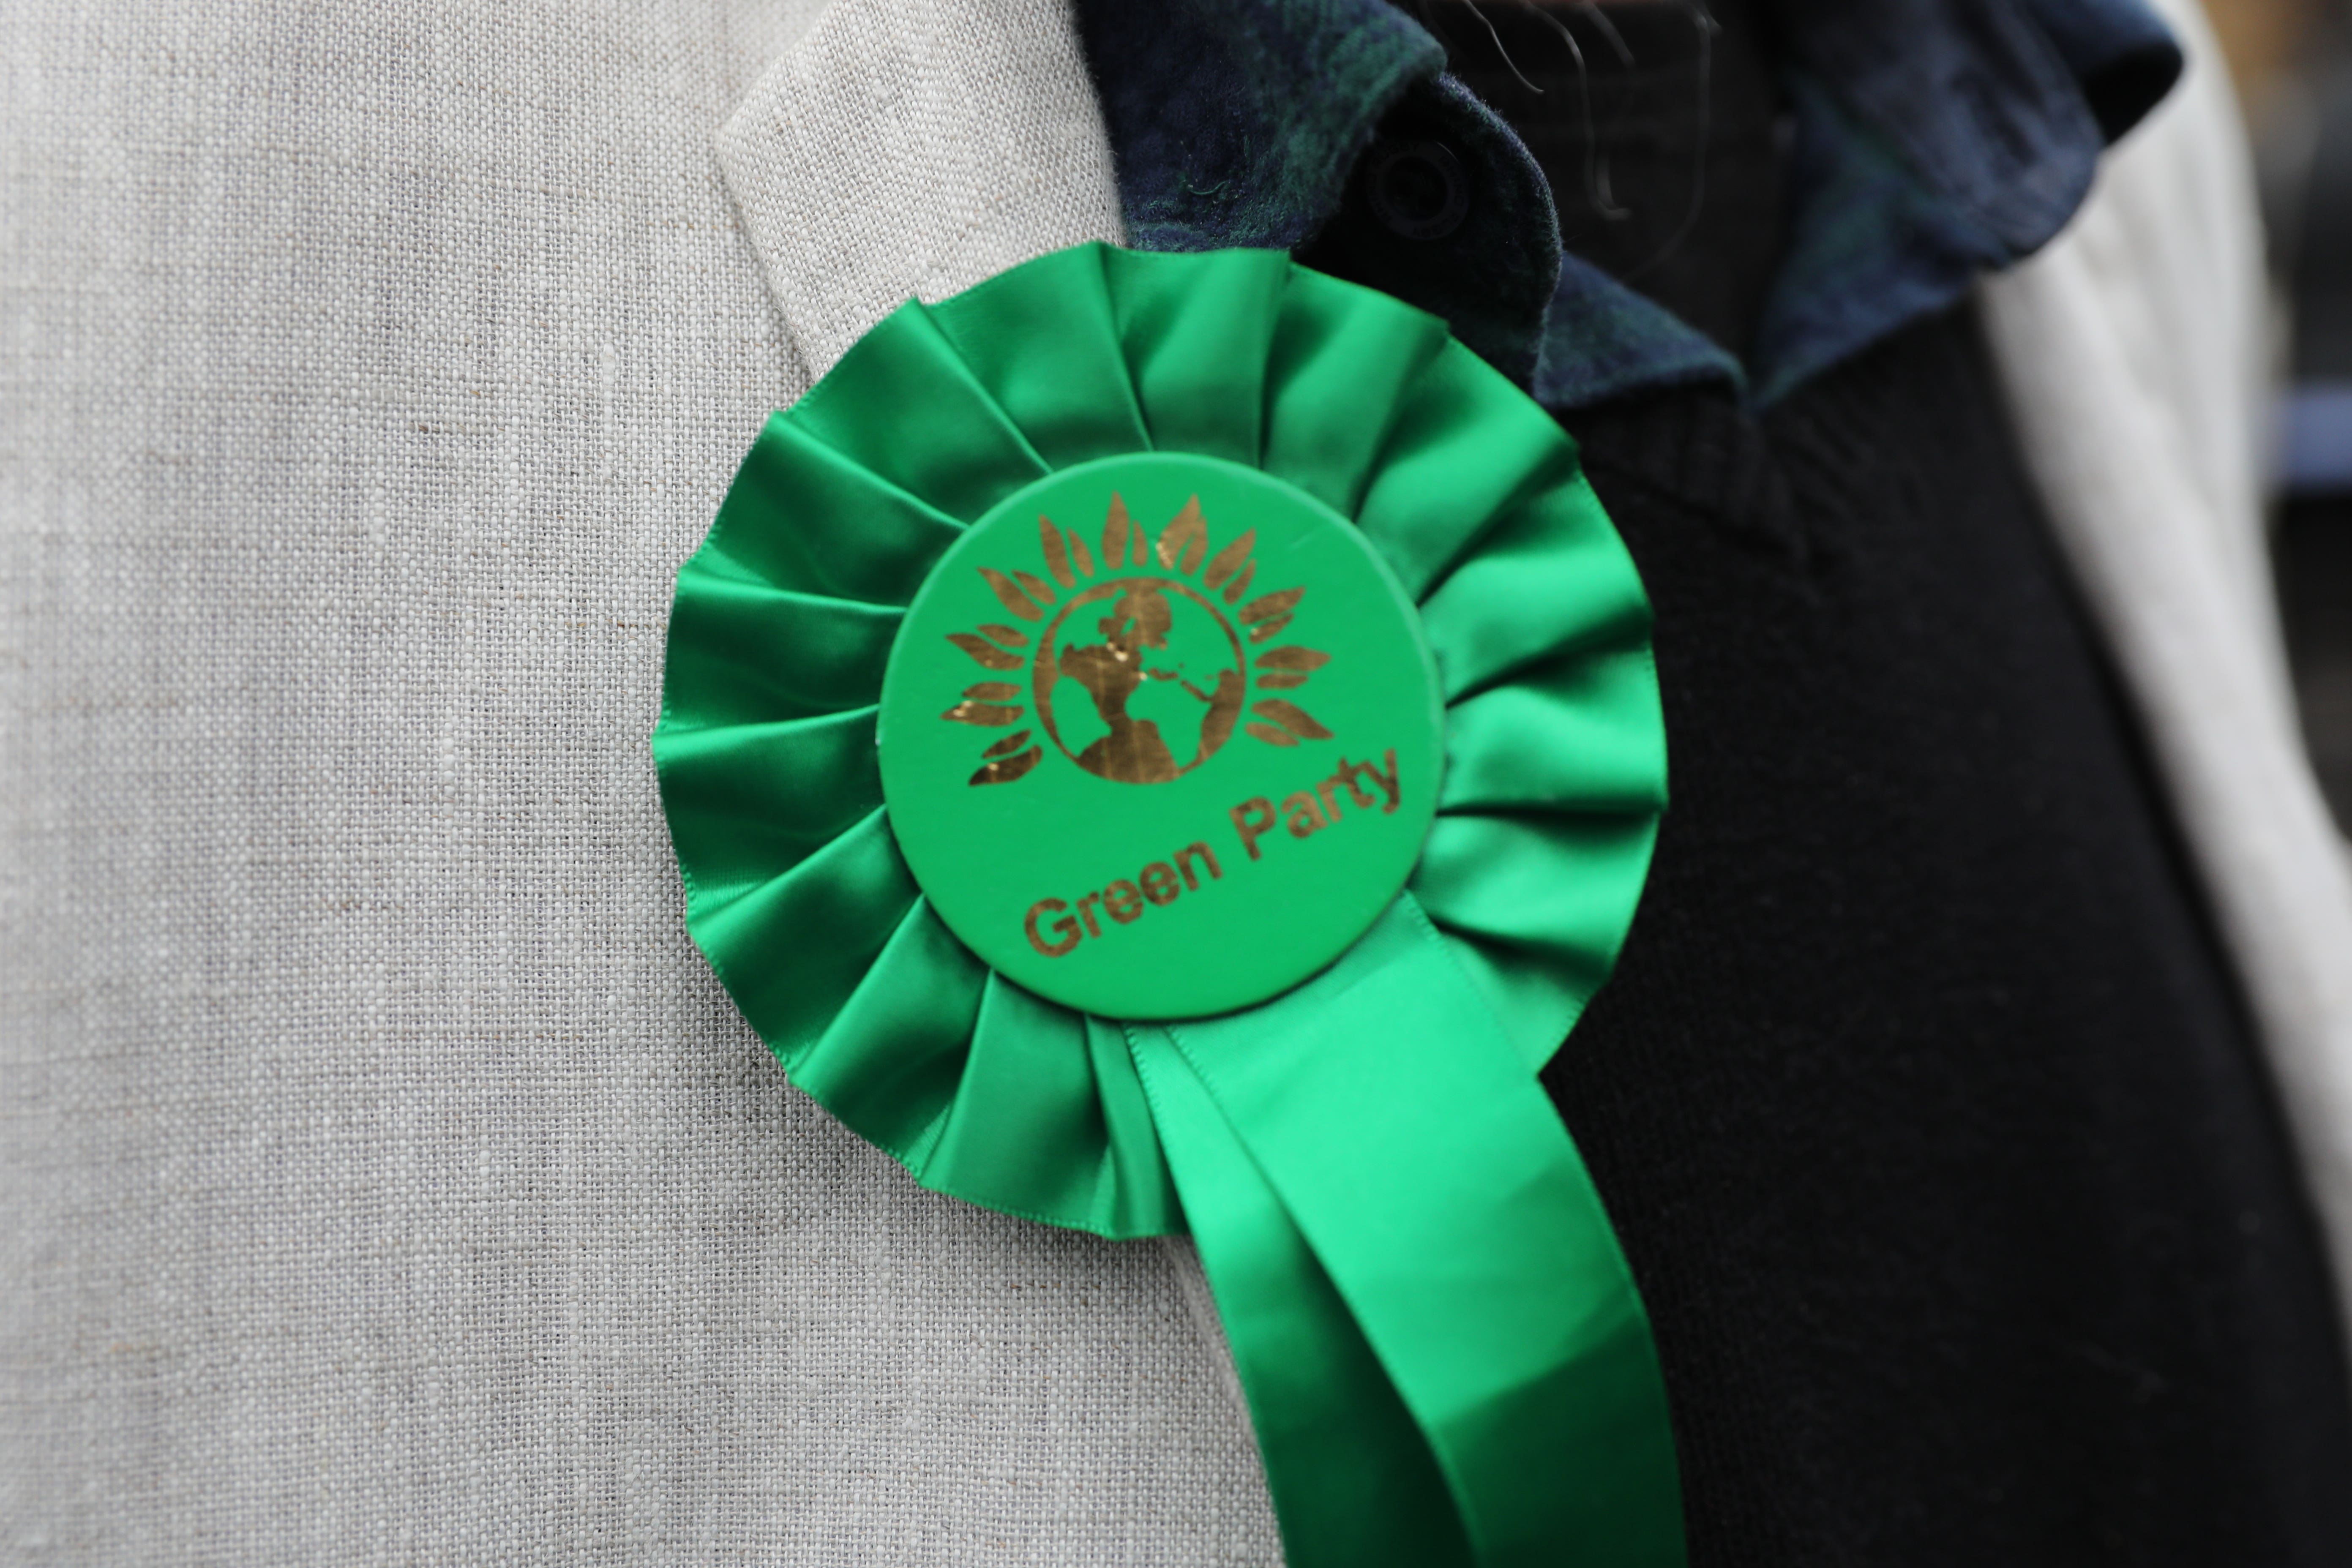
[1352,346,1575,600]
[691,808,917,1058]
[1440,649,1671,815]
[793,901,985,1162]
[1419,489,1651,701]
[656,709,880,871]
[1107,245,1286,464]
[1262,279,1452,520]
[928,248,1155,469]
[1416,813,1664,1069]
[1086,1016,1182,1238]
[925,976,1121,1227]
[694,419,962,603]
[653,242,1683,1566]
[785,305,1051,521]
[654,580,895,725]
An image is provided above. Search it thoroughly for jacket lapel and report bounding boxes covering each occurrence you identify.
[706,0,1261,1429]
[1979,0,2352,1314]
[714,0,1124,384]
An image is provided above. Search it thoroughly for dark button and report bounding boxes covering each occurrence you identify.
[1362,138,1469,242]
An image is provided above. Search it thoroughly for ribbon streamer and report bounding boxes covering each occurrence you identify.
[1138,896,1681,1565]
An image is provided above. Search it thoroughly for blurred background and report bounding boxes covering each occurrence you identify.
[2216,0,2352,826]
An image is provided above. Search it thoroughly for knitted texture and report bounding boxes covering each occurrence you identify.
[1549,310,2352,1566]
[0,0,1278,1562]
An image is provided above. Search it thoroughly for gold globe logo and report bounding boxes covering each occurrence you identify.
[941,495,1334,787]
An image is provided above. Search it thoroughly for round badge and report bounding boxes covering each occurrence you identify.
[877,452,1445,1019]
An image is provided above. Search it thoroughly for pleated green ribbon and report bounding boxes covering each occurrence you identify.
[654,243,1681,1565]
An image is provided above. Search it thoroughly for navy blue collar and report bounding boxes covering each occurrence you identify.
[1074,0,2178,409]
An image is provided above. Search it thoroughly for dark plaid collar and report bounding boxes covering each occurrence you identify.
[1072,0,2179,408]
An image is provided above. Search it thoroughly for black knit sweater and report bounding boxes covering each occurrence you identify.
[1548,312,2352,1564]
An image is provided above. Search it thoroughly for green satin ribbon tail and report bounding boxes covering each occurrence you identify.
[655,242,1682,1565]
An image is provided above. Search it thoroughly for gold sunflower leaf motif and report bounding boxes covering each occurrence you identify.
[1039,516,1077,589]
[949,494,1329,786]
[1239,586,1302,645]
[979,567,1048,622]
[970,745,1043,786]
[1239,587,1304,625]
[947,632,1024,671]
[1102,493,1135,572]
[1252,698,1332,741]
[1157,496,1208,574]
[944,699,1025,726]
[1204,528,1256,591]
[1254,645,1329,692]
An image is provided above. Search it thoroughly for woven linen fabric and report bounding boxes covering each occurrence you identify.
[0,1,1280,1562]
[715,0,1127,379]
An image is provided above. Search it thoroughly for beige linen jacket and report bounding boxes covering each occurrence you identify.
[2,0,2343,1560]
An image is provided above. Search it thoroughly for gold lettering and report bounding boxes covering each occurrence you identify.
[1231,797,1277,861]
[1025,898,1081,958]
[1316,774,1346,822]
[1019,747,1406,960]
[1282,791,1327,838]
[1175,841,1222,889]
[1331,757,1376,809]
[1365,747,1402,814]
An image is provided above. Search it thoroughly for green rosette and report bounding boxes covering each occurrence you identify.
[655,243,1679,1568]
